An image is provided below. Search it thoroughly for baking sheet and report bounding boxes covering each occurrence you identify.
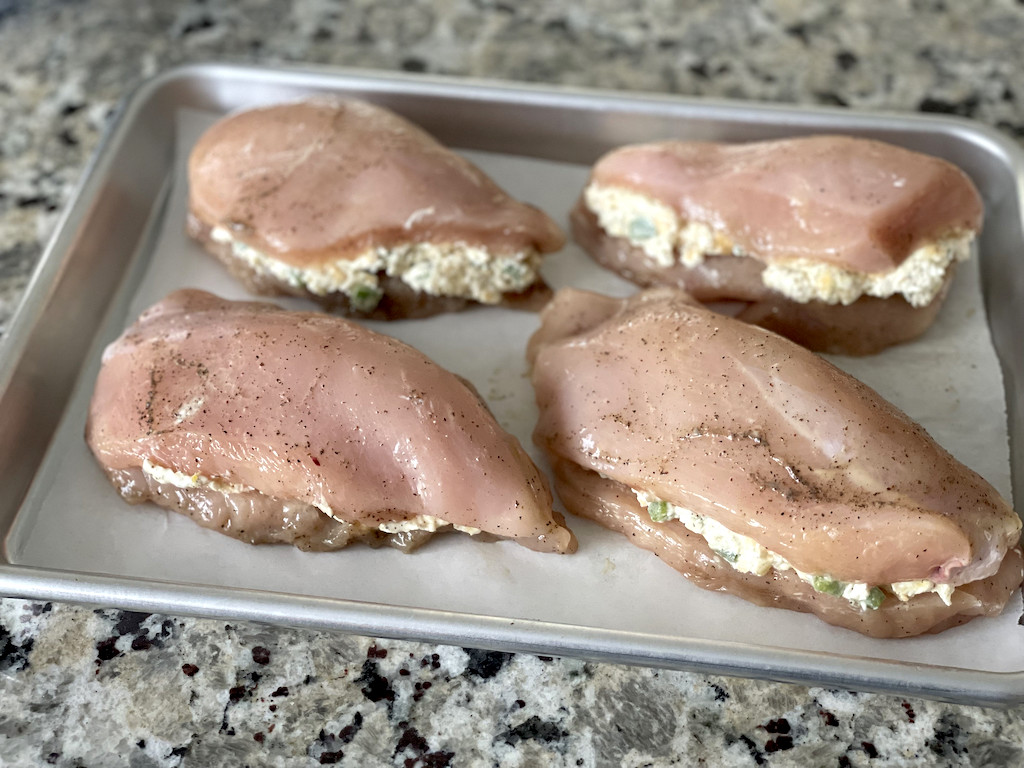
[6,102,1020,678]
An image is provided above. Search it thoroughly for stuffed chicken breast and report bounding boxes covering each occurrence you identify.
[86,289,576,554]
[529,287,1021,637]
[573,136,983,355]
[188,98,564,319]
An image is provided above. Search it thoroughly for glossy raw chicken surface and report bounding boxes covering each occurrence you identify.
[86,289,575,553]
[590,135,982,272]
[188,98,565,265]
[552,459,1024,638]
[529,287,1020,585]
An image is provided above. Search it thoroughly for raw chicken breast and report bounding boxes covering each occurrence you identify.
[529,287,1021,636]
[86,289,576,554]
[188,98,564,318]
[575,135,983,354]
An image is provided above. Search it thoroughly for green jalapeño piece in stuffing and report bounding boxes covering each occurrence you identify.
[647,500,669,522]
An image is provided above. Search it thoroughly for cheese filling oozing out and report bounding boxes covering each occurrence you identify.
[584,183,973,308]
[633,489,956,609]
[140,460,481,535]
[210,226,541,312]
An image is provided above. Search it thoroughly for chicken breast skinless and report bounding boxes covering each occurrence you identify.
[86,289,576,554]
[529,287,1021,637]
[188,98,565,319]
[574,135,983,355]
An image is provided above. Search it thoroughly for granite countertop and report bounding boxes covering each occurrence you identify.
[3,1,1024,765]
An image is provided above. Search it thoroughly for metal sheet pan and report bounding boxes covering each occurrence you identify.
[1,63,1023,705]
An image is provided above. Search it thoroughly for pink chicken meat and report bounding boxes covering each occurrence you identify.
[574,135,983,355]
[86,289,576,554]
[529,287,1021,637]
[188,98,565,318]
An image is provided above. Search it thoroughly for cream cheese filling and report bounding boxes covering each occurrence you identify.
[633,489,956,609]
[584,183,972,308]
[140,460,480,535]
[142,458,253,495]
[585,184,743,269]
[377,515,482,536]
[211,226,541,311]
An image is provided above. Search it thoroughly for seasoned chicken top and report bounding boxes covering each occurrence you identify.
[587,135,982,274]
[188,98,565,266]
[530,287,1018,583]
[87,289,575,553]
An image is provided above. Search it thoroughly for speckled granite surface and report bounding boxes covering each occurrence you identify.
[2,1,1024,765]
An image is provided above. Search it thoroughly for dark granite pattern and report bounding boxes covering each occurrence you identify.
[5,602,1024,767]
[2,0,1024,765]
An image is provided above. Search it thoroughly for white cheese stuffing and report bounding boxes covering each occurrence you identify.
[585,184,682,267]
[761,235,972,307]
[584,182,972,307]
[141,460,481,535]
[585,183,743,268]
[141,459,253,495]
[377,515,481,536]
[891,579,956,605]
[211,226,540,311]
[633,489,956,609]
